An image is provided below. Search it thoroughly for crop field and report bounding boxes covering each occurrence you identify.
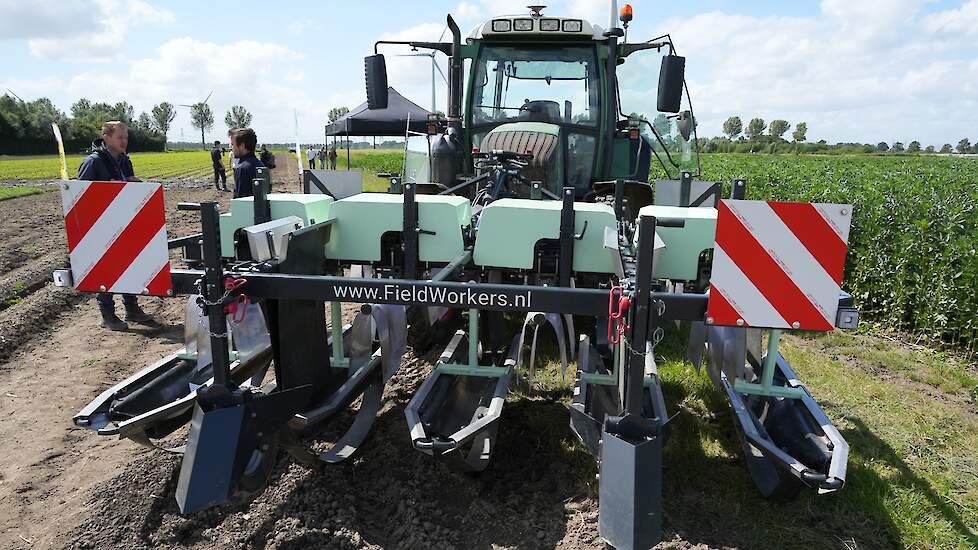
[696,154,978,356]
[0,148,404,185]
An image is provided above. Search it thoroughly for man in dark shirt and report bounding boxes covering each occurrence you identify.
[76,121,154,331]
[230,128,264,198]
[210,140,228,191]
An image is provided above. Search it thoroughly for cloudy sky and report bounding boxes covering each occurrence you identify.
[2,0,976,146]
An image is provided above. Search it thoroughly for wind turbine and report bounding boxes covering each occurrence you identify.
[5,88,25,103]
[179,91,214,148]
[396,27,449,113]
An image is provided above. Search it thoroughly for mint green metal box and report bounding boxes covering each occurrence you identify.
[219,193,334,257]
[325,194,471,263]
[473,198,618,273]
[636,205,717,281]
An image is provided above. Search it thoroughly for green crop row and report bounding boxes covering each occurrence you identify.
[0,150,214,180]
[698,154,978,354]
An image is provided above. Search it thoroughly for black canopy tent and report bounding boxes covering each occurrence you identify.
[324,87,431,170]
[326,87,431,136]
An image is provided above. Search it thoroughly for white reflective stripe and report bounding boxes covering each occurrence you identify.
[725,201,839,323]
[814,203,853,242]
[68,183,158,284]
[711,246,788,328]
[60,180,91,216]
[108,226,168,294]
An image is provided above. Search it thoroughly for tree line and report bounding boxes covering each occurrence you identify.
[704,116,976,155]
[0,93,259,155]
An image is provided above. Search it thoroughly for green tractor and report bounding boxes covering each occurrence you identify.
[62,3,858,549]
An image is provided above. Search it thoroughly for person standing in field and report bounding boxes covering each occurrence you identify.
[328,145,338,169]
[231,127,264,199]
[76,120,155,331]
[260,144,276,168]
[210,140,228,191]
[306,146,316,169]
[318,146,326,169]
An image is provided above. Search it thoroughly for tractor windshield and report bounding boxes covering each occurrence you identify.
[471,45,601,127]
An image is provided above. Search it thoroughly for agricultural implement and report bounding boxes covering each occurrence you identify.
[57,3,859,548]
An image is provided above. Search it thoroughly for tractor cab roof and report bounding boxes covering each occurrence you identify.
[467,7,605,43]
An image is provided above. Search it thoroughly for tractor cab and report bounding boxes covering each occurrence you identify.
[366,4,700,202]
[467,43,602,197]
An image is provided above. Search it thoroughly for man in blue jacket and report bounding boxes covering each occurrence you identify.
[210,140,228,191]
[76,121,155,331]
[230,128,264,198]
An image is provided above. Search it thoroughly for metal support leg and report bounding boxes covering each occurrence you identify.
[435,308,509,377]
[558,187,575,288]
[468,307,478,366]
[402,182,418,279]
[330,301,349,368]
[253,167,272,225]
[734,328,806,399]
[598,215,664,549]
[194,201,232,394]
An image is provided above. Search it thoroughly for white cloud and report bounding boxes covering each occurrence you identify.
[615,1,978,145]
[10,0,174,63]
[287,18,315,34]
[0,1,99,39]
[922,0,978,35]
[58,36,349,143]
[453,2,483,23]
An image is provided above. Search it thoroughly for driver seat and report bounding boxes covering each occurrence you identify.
[517,100,561,123]
[481,124,559,191]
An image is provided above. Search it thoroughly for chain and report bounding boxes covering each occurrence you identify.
[193,278,230,340]
[621,325,664,359]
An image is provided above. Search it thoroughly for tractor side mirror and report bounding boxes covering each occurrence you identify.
[657,54,685,113]
[676,110,695,141]
[364,54,389,110]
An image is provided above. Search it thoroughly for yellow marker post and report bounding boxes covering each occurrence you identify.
[51,122,68,180]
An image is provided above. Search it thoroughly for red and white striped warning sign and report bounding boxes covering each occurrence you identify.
[706,199,852,331]
[60,180,171,296]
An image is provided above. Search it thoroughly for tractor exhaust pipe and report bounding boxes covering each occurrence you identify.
[447,14,462,122]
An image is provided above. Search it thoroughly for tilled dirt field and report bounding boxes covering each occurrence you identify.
[0,164,719,550]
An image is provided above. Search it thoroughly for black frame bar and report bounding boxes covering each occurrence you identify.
[170,269,708,319]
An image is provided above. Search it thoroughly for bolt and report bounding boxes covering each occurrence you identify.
[792,321,801,329]
[142,287,149,295]
[251,412,257,419]
[63,184,70,190]
[706,316,714,324]
[99,284,106,292]
[840,207,849,216]
[166,289,173,296]
[736,318,745,326]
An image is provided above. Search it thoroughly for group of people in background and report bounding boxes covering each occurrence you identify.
[307,145,338,170]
